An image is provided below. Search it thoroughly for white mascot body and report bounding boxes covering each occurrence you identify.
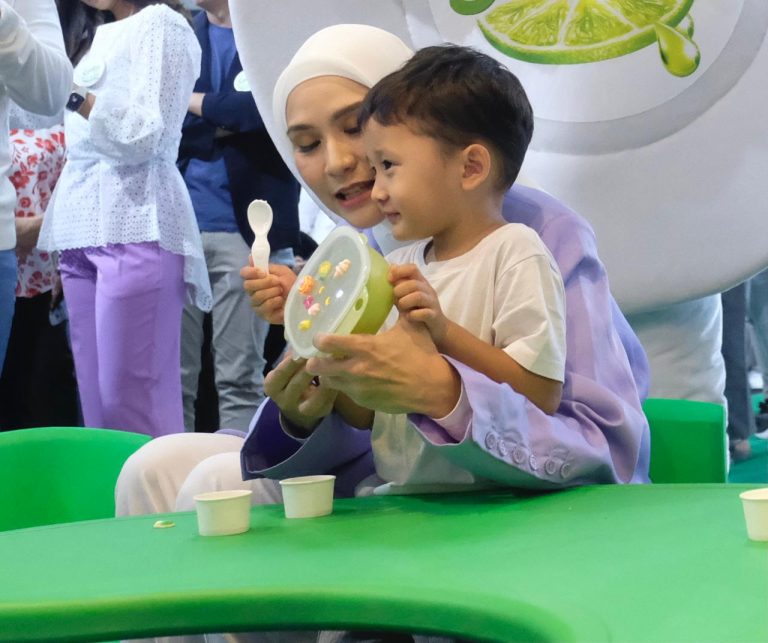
[231,0,768,403]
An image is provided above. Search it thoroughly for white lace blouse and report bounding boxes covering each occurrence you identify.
[38,4,212,310]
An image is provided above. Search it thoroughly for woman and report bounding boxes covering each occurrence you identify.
[38,0,211,437]
[0,107,76,429]
[117,24,649,516]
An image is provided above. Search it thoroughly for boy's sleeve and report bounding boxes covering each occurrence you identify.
[493,248,566,383]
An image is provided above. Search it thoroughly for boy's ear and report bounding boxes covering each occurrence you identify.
[459,143,493,191]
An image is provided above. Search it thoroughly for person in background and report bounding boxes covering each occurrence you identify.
[746,268,768,434]
[37,0,211,438]
[178,0,299,433]
[0,108,76,429]
[0,0,101,430]
[56,0,102,64]
[721,282,755,462]
[0,0,72,370]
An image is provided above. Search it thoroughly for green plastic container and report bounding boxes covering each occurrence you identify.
[285,226,394,358]
[0,426,151,531]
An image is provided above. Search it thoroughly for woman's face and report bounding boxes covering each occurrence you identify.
[285,76,383,230]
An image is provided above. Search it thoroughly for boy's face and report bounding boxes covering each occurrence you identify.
[364,119,464,242]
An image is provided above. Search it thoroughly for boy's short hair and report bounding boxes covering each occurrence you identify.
[359,44,533,191]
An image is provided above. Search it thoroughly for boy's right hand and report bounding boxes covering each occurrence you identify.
[240,259,297,324]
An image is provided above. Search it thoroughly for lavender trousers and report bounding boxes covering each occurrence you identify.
[60,242,186,437]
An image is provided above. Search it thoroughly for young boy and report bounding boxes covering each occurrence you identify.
[358,44,566,420]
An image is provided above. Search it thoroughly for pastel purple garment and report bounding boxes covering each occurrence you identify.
[241,185,651,490]
[60,242,186,437]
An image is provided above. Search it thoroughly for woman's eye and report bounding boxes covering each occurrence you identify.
[344,125,361,136]
[382,160,393,170]
[295,141,319,154]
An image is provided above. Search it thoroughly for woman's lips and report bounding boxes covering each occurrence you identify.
[335,181,374,208]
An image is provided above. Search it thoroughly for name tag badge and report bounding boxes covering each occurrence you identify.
[74,59,106,88]
[233,71,250,92]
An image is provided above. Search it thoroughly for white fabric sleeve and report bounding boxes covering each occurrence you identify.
[494,253,567,382]
[88,9,200,163]
[0,0,71,116]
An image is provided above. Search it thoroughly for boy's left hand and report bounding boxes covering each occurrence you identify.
[389,263,447,345]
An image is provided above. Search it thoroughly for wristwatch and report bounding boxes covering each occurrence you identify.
[66,85,88,112]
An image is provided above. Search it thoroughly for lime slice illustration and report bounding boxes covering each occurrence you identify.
[477,0,694,65]
[450,0,496,15]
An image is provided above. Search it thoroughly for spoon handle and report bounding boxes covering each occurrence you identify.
[251,237,270,274]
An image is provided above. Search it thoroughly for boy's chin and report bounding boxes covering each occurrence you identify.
[370,219,411,253]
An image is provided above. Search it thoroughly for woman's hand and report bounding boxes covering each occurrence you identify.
[240,258,297,324]
[76,92,95,120]
[264,352,338,433]
[306,316,462,418]
[389,263,448,347]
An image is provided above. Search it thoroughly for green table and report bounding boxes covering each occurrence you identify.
[1,484,766,642]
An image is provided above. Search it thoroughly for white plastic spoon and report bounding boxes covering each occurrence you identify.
[247,199,273,273]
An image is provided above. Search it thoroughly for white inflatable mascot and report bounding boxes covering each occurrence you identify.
[231,0,768,404]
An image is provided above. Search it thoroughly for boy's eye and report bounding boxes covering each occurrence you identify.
[344,125,361,136]
[381,160,393,170]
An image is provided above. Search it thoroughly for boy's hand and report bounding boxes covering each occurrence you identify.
[240,257,297,324]
[389,263,448,346]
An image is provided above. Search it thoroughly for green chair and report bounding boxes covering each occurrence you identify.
[0,426,151,531]
[643,398,727,483]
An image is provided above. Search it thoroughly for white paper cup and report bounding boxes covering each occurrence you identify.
[279,475,336,519]
[193,489,252,536]
[739,488,768,541]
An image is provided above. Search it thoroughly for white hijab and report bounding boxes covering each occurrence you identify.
[271,24,413,155]
[257,24,412,252]
[269,25,413,252]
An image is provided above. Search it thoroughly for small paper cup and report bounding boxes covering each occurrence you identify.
[279,475,336,519]
[193,489,252,536]
[739,488,768,541]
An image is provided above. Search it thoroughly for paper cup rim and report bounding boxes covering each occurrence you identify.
[739,488,768,502]
[279,475,336,487]
[193,489,253,502]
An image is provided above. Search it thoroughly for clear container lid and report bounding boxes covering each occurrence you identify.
[284,227,372,359]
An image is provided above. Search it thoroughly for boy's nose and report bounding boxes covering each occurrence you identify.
[371,179,387,203]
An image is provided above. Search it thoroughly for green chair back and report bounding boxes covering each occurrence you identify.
[643,398,727,483]
[0,427,151,531]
